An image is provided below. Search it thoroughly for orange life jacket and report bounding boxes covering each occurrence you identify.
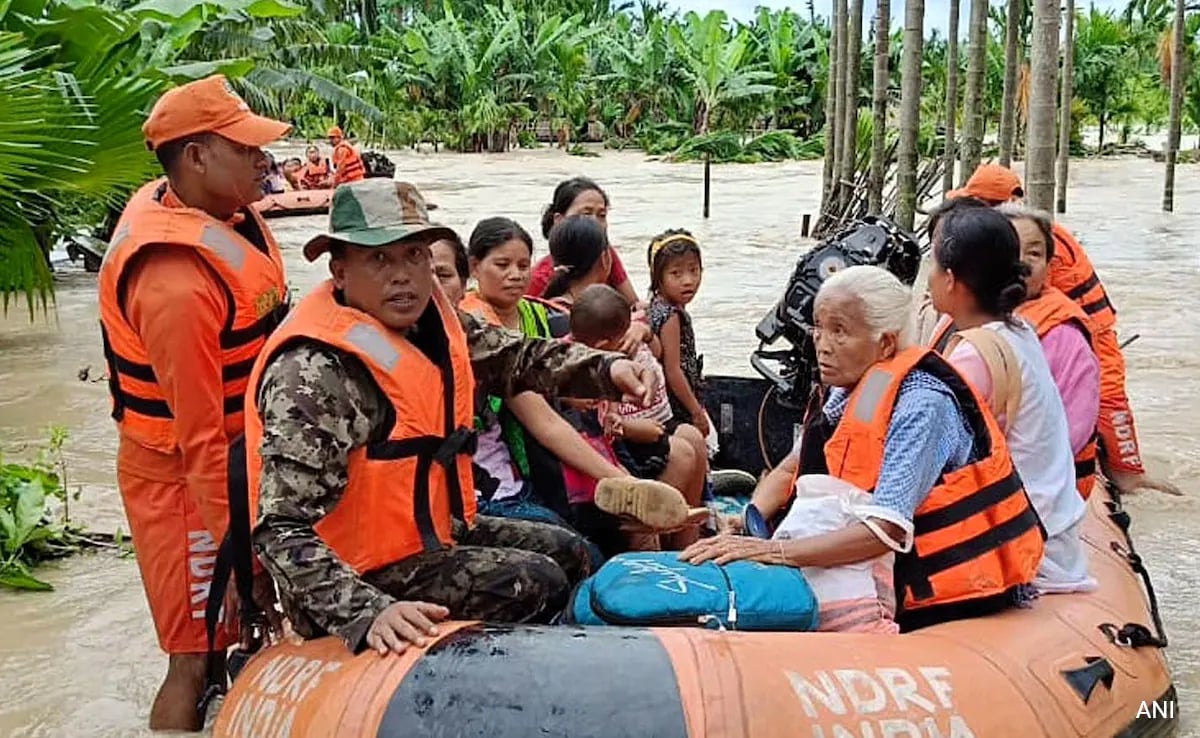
[1016,288,1099,499]
[97,179,289,454]
[332,141,366,185]
[1049,223,1116,330]
[800,347,1045,612]
[300,158,331,189]
[243,280,477,573]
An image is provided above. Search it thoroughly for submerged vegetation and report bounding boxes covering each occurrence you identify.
[0,429,88,591]
[1,0,1197,303]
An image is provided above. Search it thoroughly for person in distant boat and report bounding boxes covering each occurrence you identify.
[926,201,1095,594]
[327,125,365,186]
[96,74,291,731]
[298,144,334,190]
[282,157,304,190]
[244,179,661,657]
[1001,203,1101,499]
[682,266,1045,632]
[947,164,1180,497]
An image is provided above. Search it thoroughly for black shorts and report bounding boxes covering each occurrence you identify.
[612,436,671,480]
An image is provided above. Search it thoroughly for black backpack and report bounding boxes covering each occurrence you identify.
[361,150,396,179]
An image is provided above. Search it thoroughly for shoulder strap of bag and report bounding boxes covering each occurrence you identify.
[946,328,1023,426]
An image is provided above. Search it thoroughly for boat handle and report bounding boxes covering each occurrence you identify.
[1060,656,1115,704]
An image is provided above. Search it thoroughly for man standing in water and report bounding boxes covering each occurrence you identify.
[97,75,291,730]
[243,180,672,655]
[946,164,1182,497]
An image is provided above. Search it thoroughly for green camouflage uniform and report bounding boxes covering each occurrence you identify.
[252,179,628,651]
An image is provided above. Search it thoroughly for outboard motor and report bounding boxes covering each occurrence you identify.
[750,215,922,410]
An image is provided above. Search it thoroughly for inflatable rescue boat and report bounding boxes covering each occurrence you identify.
[253,189,333,218]
[212,478,1176,738]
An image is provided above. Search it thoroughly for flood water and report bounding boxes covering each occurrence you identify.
[0,151,1196,736]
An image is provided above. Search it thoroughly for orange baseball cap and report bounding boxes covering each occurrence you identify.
[946,163,1025,203]
[142,75,291,151]
[327,126,344,138]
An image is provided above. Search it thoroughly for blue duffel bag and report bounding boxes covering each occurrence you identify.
[564,551,819,631]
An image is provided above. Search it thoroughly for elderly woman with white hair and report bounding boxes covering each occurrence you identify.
[681,265,1045,632]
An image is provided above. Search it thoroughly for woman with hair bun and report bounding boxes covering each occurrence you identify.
[927,201,1094,595]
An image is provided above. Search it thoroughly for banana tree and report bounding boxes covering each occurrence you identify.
[668,11,775,137]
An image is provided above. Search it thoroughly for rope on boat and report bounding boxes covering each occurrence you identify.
[1098,480,1169,649]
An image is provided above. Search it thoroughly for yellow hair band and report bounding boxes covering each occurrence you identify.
[649,233,700,265]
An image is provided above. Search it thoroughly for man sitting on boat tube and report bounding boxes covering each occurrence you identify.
[241,179,664,656]
[681,266,1046,632]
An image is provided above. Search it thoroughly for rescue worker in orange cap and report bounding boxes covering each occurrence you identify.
[327,125,366,186]
[945,164,1182,497]
[97,74,290,731]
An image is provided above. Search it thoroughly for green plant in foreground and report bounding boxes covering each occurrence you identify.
[0,428,84,591]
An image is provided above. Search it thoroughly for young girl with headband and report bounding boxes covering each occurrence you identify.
[647,229,710,439]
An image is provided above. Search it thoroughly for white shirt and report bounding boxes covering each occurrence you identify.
[946,318,1094,593]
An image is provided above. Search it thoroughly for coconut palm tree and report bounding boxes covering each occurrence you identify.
[1161,0,1186,211]
[959,0,990,184]
[839,0,864,207]
[822,13,841,207]
[897,0,925,230]
[1074,8,1134,152]
[1025,0,1058,211]
[869,0,891,212]
[1056,0,1076,212]
[943,0,962,192]
[998,0,1022,165]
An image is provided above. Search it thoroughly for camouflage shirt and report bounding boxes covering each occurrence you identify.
[251,310,624,650]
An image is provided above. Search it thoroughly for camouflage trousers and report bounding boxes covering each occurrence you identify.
[361,515,592,625]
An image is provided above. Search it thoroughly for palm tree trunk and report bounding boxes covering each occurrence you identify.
[833,0,850,207]
[998,0,1021,166]
[959,0,989,184]
[897,0,925,231]
[1026,0,1058,211]
[840,0,865,203]
[943,0,962,193]
[822,19,842,210]
[1055,0,1075,213]
[1163,0,1186,212]
[869,0,891,213]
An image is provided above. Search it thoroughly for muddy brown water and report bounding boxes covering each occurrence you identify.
[0,151,1196,736]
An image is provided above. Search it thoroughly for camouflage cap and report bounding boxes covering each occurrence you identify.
[302,179,458,262]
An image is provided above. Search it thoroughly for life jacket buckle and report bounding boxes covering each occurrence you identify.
[434,426,476,466]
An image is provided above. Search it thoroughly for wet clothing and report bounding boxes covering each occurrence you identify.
[528,249,630,297]
[251,306,623,650]
[99,180,287,654]
[648,295,704,425]
[1048,223,1144,475]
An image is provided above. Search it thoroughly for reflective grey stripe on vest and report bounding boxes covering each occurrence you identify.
[102,224,131,267]
[345,323,400,371]
[852,368,896,424]
[198,224,248,271]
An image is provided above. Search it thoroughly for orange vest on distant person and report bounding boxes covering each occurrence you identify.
[243,280,477,573]
[1049,223,1116,330]
[1017,288,1100,498]
[801,348,1045,612]
[97,178,289,454]
[300,158,331,189]
[332,141,366,185]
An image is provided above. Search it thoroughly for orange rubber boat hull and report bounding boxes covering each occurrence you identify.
[252,190,332,218]
[213,483,1178,737]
